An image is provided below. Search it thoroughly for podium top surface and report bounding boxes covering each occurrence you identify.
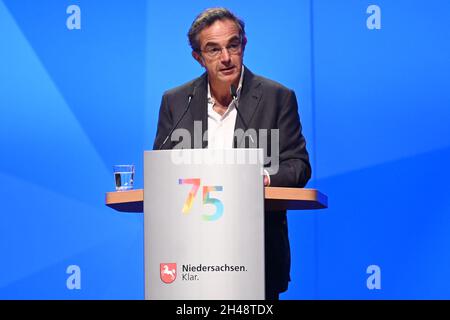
[105,187,327,213]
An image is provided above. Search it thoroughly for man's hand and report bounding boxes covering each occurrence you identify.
[264,175,270,186]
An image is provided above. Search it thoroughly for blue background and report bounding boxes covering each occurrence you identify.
[1,0,449,299]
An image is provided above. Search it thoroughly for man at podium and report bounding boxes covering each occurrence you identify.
[153,7,311,300]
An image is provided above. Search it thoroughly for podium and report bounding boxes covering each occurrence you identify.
[105,149,327,300]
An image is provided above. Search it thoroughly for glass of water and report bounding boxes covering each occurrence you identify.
[113,165,135,191]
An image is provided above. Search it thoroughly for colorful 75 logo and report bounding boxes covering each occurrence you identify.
[178,178,223,221]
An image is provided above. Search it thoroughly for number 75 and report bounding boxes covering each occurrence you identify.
[178,178,224,221]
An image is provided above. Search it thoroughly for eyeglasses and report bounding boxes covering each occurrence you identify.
[200,42,242,59]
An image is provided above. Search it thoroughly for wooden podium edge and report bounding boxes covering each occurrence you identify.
[264,187,328,211]
[105,187,328,213]
[106,189,144,204]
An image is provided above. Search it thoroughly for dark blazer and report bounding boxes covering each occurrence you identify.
[153,67,311,293]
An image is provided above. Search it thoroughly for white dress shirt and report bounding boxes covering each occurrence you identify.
[207,66,244,149]
[206,66,270,185]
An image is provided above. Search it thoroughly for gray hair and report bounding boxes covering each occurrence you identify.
[188,7,245,52]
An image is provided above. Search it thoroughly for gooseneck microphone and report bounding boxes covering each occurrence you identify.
[230,84,238,99]
[158,86,196,150]
[230,84,254,144]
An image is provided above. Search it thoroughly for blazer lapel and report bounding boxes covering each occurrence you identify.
[234,67,263,147]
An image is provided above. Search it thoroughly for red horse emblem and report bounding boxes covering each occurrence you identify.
[160,263,177,284]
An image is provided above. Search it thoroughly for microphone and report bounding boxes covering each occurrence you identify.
[230,84,238,100]
[230,84,254,144]
[158,86,196,150]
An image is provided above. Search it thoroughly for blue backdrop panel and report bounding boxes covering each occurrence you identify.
[0,0,146,299]
[313,0,450,298]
